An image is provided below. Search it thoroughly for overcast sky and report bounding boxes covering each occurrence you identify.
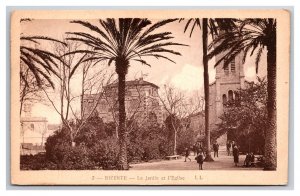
[21,19,267,124]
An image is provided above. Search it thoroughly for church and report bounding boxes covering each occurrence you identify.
[209,52,246,145]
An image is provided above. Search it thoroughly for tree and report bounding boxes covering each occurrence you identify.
[20,63,49,115]
[67,18,186,170]
[181,18,236,162]
[42,39,113,147]
[159,84,203,155]
[20,19,67,114]
[20,19,66,88]
[207,19,277,170]
[216,78,267,154]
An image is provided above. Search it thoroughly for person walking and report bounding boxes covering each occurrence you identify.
[195,151,204,170]
[233,145,239,166]
[230,141,236,156]
[226,141,231,156]
[184,147,191,162]
[213,141,219,158]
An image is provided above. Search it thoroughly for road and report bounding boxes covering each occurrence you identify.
[131,151,263,170]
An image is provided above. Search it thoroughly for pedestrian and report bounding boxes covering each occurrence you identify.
[231,141,236,156]
[232,141,236,148]
[233,145,239,166]
[184,147,191,162]
[226,141,231,156]
[195,150,204,170]
[198,144,204,155]
[213,141,219,158]
[250,152,256,167]
[243,153,251,167]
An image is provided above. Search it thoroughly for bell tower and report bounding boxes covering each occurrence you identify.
[215,52,245,117]
[209,51,245,145]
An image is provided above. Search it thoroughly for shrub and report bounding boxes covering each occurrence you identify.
[88,138,119,170]
[128,123,169,162]
[43,116,119,170]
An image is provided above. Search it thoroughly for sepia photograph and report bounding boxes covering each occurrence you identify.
[10,9,290,185]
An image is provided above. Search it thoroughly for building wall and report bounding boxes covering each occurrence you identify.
[82,79,165,125]
[20,117,52,155]
[21,117,48,146]
[209,52,245,145]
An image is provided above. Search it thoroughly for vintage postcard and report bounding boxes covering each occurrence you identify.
[10,9,290,185]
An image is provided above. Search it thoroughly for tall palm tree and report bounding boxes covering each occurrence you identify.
[207,19,277,170]
[181,18,236,162]
[66,18,186,170]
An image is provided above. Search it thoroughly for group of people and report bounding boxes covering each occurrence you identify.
[226,141,240,166]
[243,152,256,167]
[184,140,255,169]
[226,141,236,156]
[184,142,205,170]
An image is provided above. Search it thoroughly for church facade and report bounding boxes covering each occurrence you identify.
[209,52,245,145]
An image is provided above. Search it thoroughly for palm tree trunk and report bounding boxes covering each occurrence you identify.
[117,69,129,170]
[264,27,277,170]
[203,18,214,162]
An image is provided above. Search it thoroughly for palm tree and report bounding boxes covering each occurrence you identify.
[20,19,67,114]
[66,18,186,170]
[20,35,66,88]
[181,18,236,162]
[207,19,277,170]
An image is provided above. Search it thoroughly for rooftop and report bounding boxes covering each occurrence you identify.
[105,78,159,89]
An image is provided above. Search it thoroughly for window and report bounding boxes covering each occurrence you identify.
[224,64,229,75]
[222,94,227,105]
[230,58,236,73]
[30,123,34,131]
[228,90,234,101]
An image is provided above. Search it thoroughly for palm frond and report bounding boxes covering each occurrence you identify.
[140,19,177,39]
[21,36,67,46]
[132,59,151,67]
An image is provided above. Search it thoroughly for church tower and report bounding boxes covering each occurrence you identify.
[209,52,245,145]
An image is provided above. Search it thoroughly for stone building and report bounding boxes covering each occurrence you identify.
[209,52,245,145]
[20,103,59,155]
[82,78,166,125]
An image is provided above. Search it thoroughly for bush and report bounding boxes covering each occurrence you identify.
[20,154,57,170]
[88,138,119,170]
[43,116,119,170]
[127,123,169,162]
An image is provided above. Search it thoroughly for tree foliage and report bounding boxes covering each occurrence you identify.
[207,18,277,170]
[67,18,186,169]
[214,78,267,154]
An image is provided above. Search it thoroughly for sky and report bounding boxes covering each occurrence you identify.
[21,19,267,124]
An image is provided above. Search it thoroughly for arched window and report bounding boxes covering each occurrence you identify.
[222,94,227,105]
[228,90,234,101]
